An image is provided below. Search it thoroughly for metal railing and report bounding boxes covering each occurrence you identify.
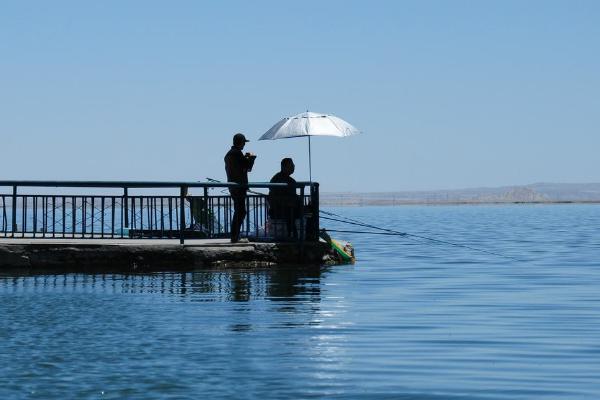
[0,181,320,244]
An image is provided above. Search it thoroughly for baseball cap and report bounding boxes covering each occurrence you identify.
[233,133,250,145]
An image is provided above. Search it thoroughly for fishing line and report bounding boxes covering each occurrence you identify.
[320,214,424,245]
[325,229,413,237]
[198,182,518,260]
[320,211,520,261]
[321,213,409,236]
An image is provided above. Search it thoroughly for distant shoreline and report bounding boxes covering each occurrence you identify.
[320,200,600,207]
[320,182,600,206]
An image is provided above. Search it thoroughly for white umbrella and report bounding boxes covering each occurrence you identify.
[259,111,360,181]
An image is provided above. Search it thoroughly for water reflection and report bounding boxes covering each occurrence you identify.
[0,266,356,399]
[0,266,326,305]
[0,267,332,338]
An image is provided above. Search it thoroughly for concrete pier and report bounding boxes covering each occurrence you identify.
[0,238,337,274]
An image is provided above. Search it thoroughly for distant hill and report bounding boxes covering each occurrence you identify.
[321,183,600,206]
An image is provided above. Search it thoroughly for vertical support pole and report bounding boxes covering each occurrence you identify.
[62,196,66,238]
[22,195,27,238]
[91,197,95,238]
[52,196,56,238]
[160,196,164,237]
[111,197,115,238]
[311,182,320,241]
[308,135,312,183]
[123,187,129,228]
[168,197,173,232]
[203,186,208,235]
[11,185,17,237]
[72,196,76,238]
[245,194,250,236]
[179,186,186,245]
[101,197,105,238]
[300,185,305,243]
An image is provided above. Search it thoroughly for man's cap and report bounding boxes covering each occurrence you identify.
[233,133,250,145]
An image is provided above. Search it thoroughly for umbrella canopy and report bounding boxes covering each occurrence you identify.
[259,112,360,182]
[259,111,360,140]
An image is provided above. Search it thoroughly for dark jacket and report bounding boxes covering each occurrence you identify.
[269,172,297,198]
[268,172,300,219]
[224,147,254,185]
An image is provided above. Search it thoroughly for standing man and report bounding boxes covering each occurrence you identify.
[224,133,256,243]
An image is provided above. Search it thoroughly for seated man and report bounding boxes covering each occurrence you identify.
[268,158,302,237]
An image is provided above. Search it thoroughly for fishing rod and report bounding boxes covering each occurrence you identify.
[206,178,265,196]
[320,210,521,261]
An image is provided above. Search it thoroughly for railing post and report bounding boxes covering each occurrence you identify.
[300,185,305,243]
[179,186,186,244]
[311,182,320,241]
[11,185,17,237]
[245,189,250,236]
[123,187,129,229]
[203,186,209,236]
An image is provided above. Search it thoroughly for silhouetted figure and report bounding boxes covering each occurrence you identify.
[224,133,256,243]
[269,158,301,238]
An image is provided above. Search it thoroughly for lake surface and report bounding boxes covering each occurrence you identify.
[1,205,599,399]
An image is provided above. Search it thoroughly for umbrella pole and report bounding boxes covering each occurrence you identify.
[308,135,312,182]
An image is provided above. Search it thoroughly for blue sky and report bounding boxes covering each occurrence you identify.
[1,1,598,191]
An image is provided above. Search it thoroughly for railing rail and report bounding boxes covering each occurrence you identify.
[0,181,320,244]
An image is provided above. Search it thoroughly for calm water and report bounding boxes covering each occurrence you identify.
[1,205,600,399]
